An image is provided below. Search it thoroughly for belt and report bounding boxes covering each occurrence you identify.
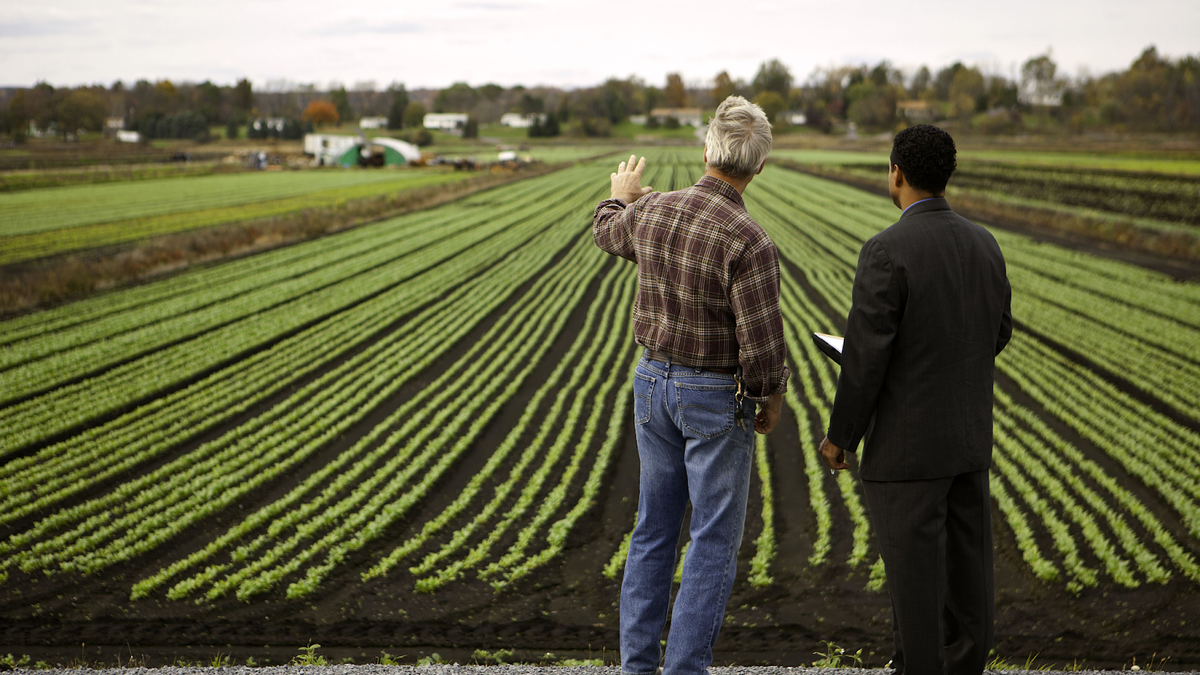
[644,349,737,374]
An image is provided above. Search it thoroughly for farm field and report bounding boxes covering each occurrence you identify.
[802,160,1200,235]
[773,148,1200,263]
[0,162,246,192]
[0,168,474,266]
[1,150,1199,669]
[773,148,1200,175]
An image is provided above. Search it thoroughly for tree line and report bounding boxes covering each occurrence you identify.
[0,78,424,143]
[388,46,1199,137]
[1,45,1195,143]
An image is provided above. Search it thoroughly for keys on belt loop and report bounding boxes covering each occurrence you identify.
[733,366,746,430]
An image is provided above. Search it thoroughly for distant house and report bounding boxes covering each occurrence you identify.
[897,100,936,122]
[648,107,704,127]
[116,130,141,143]
[252,118,288,134]
[359,116,389,129]
[104,117,126,139]
[499,112,547,128]
[423,113,469,131]
[27,121,55,138]
[784,111,807,126]
[1018,84,1063,108]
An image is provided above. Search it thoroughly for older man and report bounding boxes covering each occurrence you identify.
[592,96,790,675]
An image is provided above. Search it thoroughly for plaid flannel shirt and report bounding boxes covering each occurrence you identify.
[592,175,790,402]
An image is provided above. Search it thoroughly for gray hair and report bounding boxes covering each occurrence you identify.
[704,95,773,179]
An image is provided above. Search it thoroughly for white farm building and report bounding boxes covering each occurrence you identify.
[423,113,469,130]
[304,134,421,167]
[499,113,547,128]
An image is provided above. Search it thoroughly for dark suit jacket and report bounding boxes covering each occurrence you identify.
[827,198,1012,481]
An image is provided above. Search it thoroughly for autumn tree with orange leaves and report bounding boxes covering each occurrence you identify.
[302,100,339,127]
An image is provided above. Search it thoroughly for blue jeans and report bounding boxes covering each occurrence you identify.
[620,355,756,675]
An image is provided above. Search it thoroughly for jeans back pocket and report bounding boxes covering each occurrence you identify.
[633,372,655,425]
[675,381,737,439]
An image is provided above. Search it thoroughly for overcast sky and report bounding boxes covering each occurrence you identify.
[2,0,1197,90]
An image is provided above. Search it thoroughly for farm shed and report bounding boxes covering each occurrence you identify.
[304,134,360,166]
[358,116,389,129]
[370,137,422,164]
[303,133,421,167]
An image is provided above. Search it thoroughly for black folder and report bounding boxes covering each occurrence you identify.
[812,332,844,365]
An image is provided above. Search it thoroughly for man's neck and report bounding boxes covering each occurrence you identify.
[897,189,941,211]
[703,168,753,194]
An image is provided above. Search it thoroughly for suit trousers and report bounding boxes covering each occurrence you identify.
[861,469,995,675]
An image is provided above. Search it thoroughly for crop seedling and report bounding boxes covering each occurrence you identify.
[416,653,444,666]
[471,649,513,665]
[291,643,327,666]
[811,641,863,668]
[377,652,404,665]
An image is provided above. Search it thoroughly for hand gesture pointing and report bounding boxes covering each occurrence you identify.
[610,154,653,204]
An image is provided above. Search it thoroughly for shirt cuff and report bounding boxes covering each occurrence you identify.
[744,366,790,403]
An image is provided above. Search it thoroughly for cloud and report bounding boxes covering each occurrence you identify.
[311,20,425,36]
[455,2,526,9]
[0,18,91,38]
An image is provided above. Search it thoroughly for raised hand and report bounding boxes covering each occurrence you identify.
[610,154,653,204]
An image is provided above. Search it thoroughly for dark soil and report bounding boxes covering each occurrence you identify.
[4,340,1200,672]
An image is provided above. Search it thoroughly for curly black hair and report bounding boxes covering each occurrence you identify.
[890,124,957,194]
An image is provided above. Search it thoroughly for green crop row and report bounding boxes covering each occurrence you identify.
[2,149,1197,607]
[364,263,627,585]
[134,233,605,601]
[3,223,586,581]
[0,170,597,460]
[234,242,603,602]
[744,163,1200,592]
[748,433,777,587]
[0,176,598,535]
[0,172,573,407]
[0,169,445,237]
[951,163,1200,226]
[363,264,629,594]
[0,161,615,591]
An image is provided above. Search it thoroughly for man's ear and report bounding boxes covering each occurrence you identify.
[703,145,708,164]
[892,164,905,190]
[757,160,766,175]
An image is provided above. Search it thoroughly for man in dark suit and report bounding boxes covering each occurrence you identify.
[818,124,1012,675]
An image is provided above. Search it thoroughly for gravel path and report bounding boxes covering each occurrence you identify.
[12,666,1199,675]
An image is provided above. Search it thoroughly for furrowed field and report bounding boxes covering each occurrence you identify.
[1,150,1198,668]
[0,169,476,265]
